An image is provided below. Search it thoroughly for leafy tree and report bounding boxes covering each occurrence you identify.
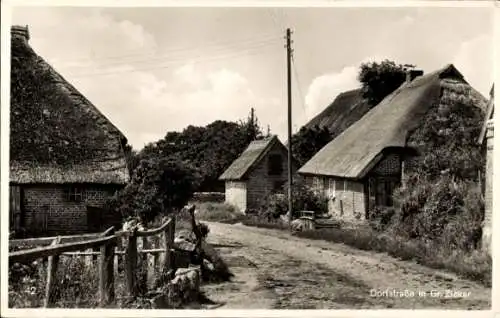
[291,125,333,166]
[108,156,201,223]
[136,108,264,192]
[358,60,414,106]
[123,143,140,176]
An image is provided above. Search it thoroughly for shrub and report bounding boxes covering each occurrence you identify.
[367,206,396,232]
[259,178,328,219]
[193,202,244,223]
[393,175,484,249]
[107,157,201,223]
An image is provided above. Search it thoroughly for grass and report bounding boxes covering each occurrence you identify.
[191,202,246,224]
[236,215,491,287]
[9,257,102,308]
[240,215,290,230]
[298,227,492,287]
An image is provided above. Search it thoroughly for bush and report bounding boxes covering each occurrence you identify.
[259,178,328,219]
[107,157,201,223]
[367,206,396,232]
[194,202,244,223]
[392,175,484,249]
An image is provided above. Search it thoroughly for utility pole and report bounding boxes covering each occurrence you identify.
[286,28,293,227]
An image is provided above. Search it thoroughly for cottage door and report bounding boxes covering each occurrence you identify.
[9,186,22,233]
[86,205,103,232]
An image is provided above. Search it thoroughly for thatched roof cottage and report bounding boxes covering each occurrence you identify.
[219,135,298,213]
[303,88,372,139]
[478,84,494,253]
[10,26,130,237]
[298,64,487,223]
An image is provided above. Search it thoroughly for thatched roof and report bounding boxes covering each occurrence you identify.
[304,88,372,139]
[10,25,129,185]
[298,64,488,179]
[478,84,495,145]
[219,135,288,181]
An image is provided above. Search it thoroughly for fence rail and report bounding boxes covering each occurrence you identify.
[8,217,176,308]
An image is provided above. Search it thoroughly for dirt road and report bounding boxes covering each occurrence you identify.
[201,222,491,310]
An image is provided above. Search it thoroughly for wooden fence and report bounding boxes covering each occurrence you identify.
[9,217,176,308]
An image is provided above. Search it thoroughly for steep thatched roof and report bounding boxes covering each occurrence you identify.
[304,88,372,140]
[298,64,488,179]
[219,135,288,181]
[10,25,129,185]
[478,84,495,145]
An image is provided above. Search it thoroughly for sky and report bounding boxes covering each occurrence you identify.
[11,6,494,150]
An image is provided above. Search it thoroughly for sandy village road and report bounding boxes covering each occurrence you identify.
[200,222,491,310]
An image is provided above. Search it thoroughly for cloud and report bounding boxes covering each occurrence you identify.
[13,8,268,150]
[304,66,361,118]
[73,63,259,149]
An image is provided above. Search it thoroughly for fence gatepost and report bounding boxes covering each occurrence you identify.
[164,216,175,271]
[44,236,61,308]
[125,229,138,298]
[142,235,153,289]
[99,227,116,307]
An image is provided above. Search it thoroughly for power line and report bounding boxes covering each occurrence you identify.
[51,33,283,65]
[56,38,281,72]
[68,44,281,78]
[291,55,308,121]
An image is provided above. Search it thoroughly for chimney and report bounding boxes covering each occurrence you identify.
[11,25,30,42]
[406,69,424,83]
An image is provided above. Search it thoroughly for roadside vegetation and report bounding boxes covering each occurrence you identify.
[219,60,492,287]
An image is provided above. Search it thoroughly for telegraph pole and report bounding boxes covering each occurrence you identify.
[286,28,293,227]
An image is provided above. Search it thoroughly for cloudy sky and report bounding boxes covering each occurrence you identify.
[11,6,493,150]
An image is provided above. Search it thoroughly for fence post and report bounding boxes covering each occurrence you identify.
[99,227,116,307]
[44,237,61,308]
[142,235,153,289]
[125,230,138,297]
[163,217,175,271]
[153,235,160,281]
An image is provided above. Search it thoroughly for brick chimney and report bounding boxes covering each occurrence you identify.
[406,69,424,83]
[11,25,30,42]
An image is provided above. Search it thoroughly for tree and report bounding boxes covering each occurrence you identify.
[123,143,140,176]
[358,60,414,106]
[291,125,333,166]
[108,156,201,223]
[240,107,264,143]
[135,108,264,193]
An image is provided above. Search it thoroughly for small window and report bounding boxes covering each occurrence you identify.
[66,186,85,202]
[268,154,283,176]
